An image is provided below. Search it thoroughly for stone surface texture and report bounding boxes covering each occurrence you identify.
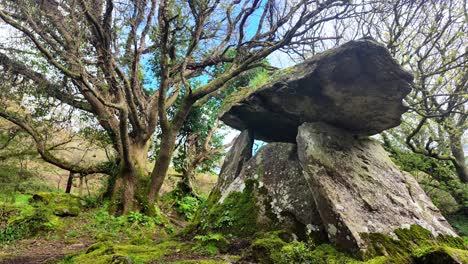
[220,38,413,142]
[296,122,457,255]
[214,129,253,194]
[219,142,326,240]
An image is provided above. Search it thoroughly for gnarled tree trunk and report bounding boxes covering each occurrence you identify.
[110,139,151,215]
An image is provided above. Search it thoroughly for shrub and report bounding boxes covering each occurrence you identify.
[176,196,203,220]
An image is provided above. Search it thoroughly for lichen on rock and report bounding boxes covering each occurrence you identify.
[296,122,457,257]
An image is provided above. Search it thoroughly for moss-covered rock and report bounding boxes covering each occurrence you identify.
[246,226,468,264]
[190,142,326,242]
[31,192,85,216]
[188,179,275,238]
[0,194,64,244]
[361,225,467,262]
[192,233,229,256]
[413,246,468,264]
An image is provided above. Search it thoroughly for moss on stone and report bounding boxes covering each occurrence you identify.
[413,246,468,264]
[162,260,230,264]
[250,231,290,264]
[248,232,392,264]
[31,192,85,216]
[186,179,279,238]
[218,66,295,116]
[247,225,467,264]
[361,224,466,262]
[0,195,66,244]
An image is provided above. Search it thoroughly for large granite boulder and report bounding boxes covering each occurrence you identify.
[296,122,457,257]
[220,38,413,142]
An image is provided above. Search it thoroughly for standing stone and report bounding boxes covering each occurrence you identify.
[219,142,326,240]
[214,129,253,194]
[296,122,457,256]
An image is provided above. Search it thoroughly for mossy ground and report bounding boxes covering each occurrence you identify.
[247,229,467,264]
[1,190,467,264]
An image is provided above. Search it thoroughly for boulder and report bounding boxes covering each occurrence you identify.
[31,192,85,216]
[220,38,413,142]
[214,129,253,194]
[296,122,457,257]
[222,142,326,239]
[203,142,326,240]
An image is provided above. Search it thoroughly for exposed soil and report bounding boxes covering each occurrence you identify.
[0,236,93,264]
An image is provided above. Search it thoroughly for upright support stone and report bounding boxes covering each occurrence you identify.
[220,143,326,240]
[296,122,457,257]
[214,129,253,194]
[202,142,326,240]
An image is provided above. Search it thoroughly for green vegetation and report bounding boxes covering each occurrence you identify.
[0,193,60,244]
[192,233,229,256]
[247,228,468,264]
[188,179,276,238]
[62,240,190,264]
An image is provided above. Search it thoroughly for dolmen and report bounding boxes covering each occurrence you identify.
[196,39,459,259]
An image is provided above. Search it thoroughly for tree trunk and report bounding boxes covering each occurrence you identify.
[79,176,83,197]
[65,172,73,194]
[179,168,195,196]
[109,140,151,215]
[448,132,468,183]
[148,131,177,203]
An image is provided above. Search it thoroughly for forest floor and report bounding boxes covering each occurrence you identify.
[0,181,467,264]
[0,176,240,264]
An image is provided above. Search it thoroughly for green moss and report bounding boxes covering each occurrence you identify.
[250,231,289,264]
[163,260,230,264]
[249,232,391,264]
[64,240,190,264]
[0,203,56,244]
[192,233,229,256]
[31,192,85,216]
[413,246,468,264]
[361,224,466,262]
[247,225,467,264]
[187,179,276,238]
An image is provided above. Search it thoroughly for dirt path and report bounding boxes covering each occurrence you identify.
[0,236,93,264]
[0,238,93,264]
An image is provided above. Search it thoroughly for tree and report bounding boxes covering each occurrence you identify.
[0,0,358,214]
[323,0,467,184]
[171,107,227,196]
[367,0,467,184]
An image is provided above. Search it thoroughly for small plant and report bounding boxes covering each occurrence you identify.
[192,233,228,256]
[215,210,234,229]
[66,230,80,238]
[126,212,154,227]
[176,196,202,220]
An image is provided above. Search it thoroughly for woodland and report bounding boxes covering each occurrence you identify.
[0,0,466,263]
